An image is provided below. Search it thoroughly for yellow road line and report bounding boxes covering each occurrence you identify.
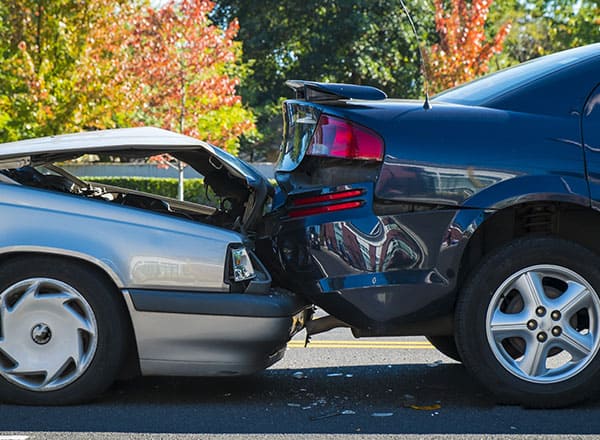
[289,345,434,349]
[287,340,434,349]
[289,340,433,345]
[298,340,432,345]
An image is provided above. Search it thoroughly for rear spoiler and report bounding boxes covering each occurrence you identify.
[285,80,387,102]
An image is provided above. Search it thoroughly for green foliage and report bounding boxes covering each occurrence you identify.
[489,0,600,69]
[214,0,599,159]
[83,177,216,205]
[212,0,436,160]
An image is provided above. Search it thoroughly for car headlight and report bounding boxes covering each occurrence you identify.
[231,247,255,282]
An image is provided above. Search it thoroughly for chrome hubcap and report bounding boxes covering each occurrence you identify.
[486,265,600,384]
[0,278,97,391]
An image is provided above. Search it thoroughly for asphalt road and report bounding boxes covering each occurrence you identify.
[2,327,600,440]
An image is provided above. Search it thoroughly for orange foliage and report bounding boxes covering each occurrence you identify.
[86,0,254,153]
[425,0,511,94]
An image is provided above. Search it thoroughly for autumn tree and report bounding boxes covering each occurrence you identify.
[112,0,255,154]
[0,0,255,158]
[0,0,129,142]
[425,0,511,94]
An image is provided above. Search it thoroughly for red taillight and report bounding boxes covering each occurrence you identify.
[306,115,384,161]
[292,189,364,206]
[289,188,365,218]
[288,201,363,218]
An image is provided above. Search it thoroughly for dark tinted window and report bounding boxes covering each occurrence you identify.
[433,44,600,106]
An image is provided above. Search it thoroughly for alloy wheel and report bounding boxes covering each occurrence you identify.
[485,264,600,384]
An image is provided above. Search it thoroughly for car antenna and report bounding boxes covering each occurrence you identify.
[399,0,432,110]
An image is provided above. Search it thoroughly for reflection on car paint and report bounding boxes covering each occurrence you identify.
[376,159,516,206]
[313,216,426,275]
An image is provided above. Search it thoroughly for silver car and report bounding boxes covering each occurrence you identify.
[0,127,310,405]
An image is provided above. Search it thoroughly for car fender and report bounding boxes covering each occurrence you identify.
[0,245,125,287]
[461,173,589,210]
[436,173,591,294]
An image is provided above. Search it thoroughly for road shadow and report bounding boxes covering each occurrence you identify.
[0,363,599,435]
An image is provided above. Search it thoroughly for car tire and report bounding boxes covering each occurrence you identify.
[426,336,462,362]
[0,256,129,405]
[455,237,600,408]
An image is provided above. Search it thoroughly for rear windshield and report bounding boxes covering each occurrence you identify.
[433,44,600,106]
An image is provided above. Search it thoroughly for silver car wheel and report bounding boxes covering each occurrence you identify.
[0,278,98,392]
[486,264,600,384]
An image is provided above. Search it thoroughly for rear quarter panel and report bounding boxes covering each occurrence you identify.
[373,103,588,208]
[0,183,242,291]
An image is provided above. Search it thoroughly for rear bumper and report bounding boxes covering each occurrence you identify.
[258,182,462,334]
[123,288,310,376]
[129,288,307,318]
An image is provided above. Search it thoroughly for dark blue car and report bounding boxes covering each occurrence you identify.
[259,43,600,407]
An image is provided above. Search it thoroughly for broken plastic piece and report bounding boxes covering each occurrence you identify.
[292,371,306,379]
[310,411,343,420]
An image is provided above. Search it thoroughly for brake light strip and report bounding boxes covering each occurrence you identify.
[288,200,363,218]
[291,189,364,206]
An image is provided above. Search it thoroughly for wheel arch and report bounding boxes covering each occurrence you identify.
[0,246,124,287]
[457,200,600,289]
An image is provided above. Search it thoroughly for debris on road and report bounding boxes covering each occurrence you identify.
[292,371,306,379]
[408,404,442,411]
[427,360,443,368]
[371,412,394,417]
[402,394,416,406]
[310,411,342,420]
[309,409,357,420]
[327,373,343,377]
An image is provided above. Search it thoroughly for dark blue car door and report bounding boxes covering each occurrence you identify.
[583,82,600,208]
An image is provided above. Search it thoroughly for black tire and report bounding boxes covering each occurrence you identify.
[0,256,129,405]
[455,237,600,408]
[426,335,462,362]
